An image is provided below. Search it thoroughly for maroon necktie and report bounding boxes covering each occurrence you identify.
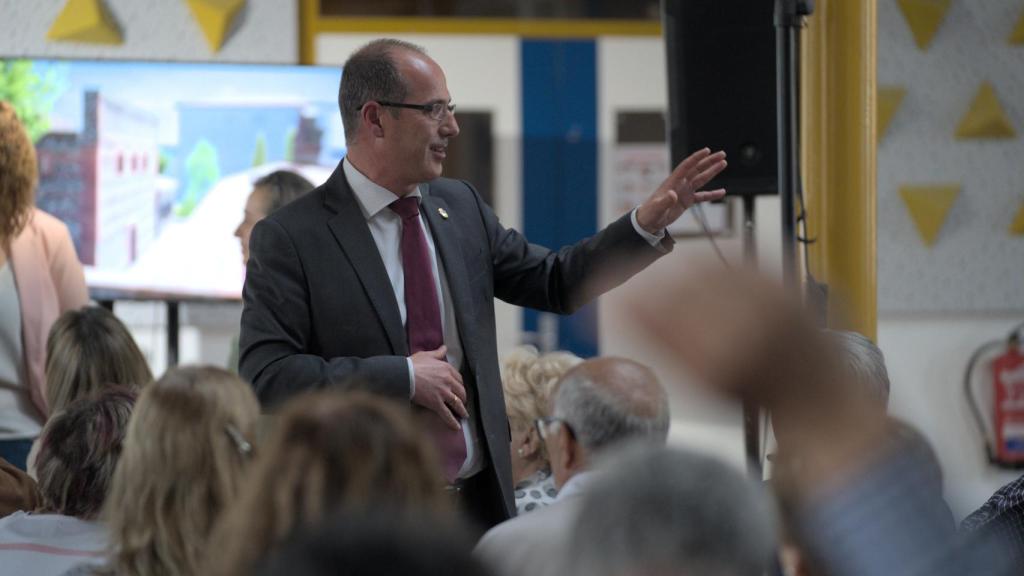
[390,196,467,483]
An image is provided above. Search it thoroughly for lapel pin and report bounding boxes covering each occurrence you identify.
[438,208,449,219]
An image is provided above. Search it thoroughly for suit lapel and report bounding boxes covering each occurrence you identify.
[324,170,408,356]
[421,190,478,356]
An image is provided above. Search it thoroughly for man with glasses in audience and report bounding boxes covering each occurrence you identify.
[240,38,720,528]
[473,357,669,576]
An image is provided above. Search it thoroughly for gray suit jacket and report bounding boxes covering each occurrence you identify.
[239,161,671,519]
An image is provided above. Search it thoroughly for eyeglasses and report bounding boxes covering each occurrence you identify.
[534,416,571,441]
[363,100,456,121]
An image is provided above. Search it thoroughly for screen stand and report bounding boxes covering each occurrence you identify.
[167,301,179,368]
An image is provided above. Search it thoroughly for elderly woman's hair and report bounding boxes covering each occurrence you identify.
[102,365,260,576]
[205,389,449,576]
[501,345,582,428]
[826,329,891,408]
[35,387,137,520]
[45,306,153,415]
[0,101,38,245]
[253,170,314,214]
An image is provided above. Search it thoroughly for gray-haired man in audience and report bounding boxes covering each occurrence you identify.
[566,445,777,576]
[473,357,669,576]
[828,329,890,408]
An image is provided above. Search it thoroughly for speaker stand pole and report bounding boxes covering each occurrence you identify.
[776,0,813,288]
[741,195,762,476]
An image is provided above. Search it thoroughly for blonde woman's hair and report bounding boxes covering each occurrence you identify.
[204,389,449,576]
[501,345,582,429]
[0,100,36,246]
[45,306,153,415]
[102,366,260,576]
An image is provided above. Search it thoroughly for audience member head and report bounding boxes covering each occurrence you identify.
[501,346,582,485]
[543,357,669,489]
[0,100,36,246]
[826,329,891,409]
[103,365,260,576]
[234,170,314,265]
[772,417,951,576]
[45,306,153,415]
[206,389,448,576]
[255,508,490,576]
[35,388,136,520]
[566,445,777,576]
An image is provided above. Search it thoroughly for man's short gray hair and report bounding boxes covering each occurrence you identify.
[551,358,669,454]
[566,445,777,576]
[828,329,890,408]
[338,38,427,142]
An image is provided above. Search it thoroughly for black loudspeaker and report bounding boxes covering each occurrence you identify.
[663,0,778,197]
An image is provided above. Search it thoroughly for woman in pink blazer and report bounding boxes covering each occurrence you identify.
[0,101,88,470]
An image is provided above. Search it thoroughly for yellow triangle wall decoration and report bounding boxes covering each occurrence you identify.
[878,86,906,142]
[956,82,1016,140]
[900,184,960,247]
[47,0,123,45]
[897,0,952,50]
[1010,201,1024,236]
[186,0,246,53]
[1010,9,1024,45]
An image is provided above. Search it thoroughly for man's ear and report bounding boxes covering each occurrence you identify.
[362,103,386,138]
[560,425,582,472]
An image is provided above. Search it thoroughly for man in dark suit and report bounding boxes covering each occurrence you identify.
[239,38,727,528]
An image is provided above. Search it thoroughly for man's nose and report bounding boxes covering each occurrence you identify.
[441,111,459,138]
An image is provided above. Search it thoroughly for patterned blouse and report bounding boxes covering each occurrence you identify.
[514,468,559,515]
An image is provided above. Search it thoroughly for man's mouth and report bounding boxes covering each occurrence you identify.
[430,143,447,158]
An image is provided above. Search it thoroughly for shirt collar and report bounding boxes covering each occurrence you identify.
[343,157,422,220]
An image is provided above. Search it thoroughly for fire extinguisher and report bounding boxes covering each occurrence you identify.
[966,324,1024,468]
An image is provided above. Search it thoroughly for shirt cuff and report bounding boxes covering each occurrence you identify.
[406,358,415,399]
[630,207,666,247]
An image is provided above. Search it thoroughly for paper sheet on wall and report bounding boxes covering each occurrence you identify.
[612,143,729,237]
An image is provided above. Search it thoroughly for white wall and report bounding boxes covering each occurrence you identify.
[877,0,1024,311]
[0,0,298,63]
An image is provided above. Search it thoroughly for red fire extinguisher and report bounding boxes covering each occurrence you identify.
[992,335,1024,464]
[967,327,1024,468]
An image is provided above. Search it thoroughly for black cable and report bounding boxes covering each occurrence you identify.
[692,202,731,268]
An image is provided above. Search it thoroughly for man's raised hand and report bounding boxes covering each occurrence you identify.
[635,147,728,235]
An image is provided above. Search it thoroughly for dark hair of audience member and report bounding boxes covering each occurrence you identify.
[205,389,449,576]
[100,366,260,576]
[45,306,153,415]
[256,508,491,576]
[35,387,137,520]
[252,170,315,214]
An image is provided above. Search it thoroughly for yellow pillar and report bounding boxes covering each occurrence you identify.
[801,0,877,340]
